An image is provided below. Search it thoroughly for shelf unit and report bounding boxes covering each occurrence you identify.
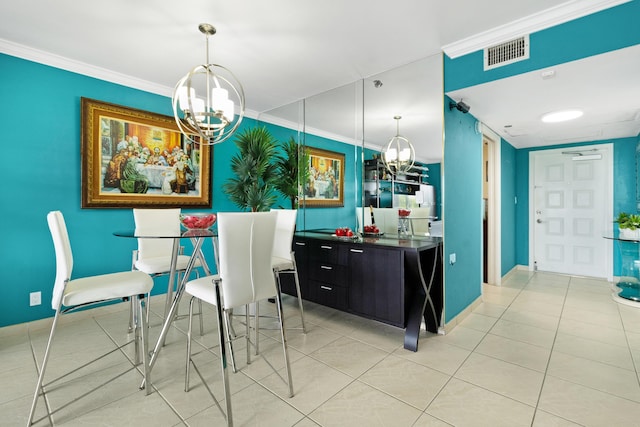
[363,159,429,208]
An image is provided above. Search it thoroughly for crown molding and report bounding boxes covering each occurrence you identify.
[1,38,174,96]
[0,38,261,120]
[442,0,631,59]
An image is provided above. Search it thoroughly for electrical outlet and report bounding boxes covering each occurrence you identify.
[30,291,41,306]
[449,253,456,265]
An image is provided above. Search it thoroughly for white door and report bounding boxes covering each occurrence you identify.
[531,145,612,278]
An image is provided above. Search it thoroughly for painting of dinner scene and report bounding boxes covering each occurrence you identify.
[82,98,211,208]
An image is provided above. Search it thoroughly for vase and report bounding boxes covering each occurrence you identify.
[619,227,640,240]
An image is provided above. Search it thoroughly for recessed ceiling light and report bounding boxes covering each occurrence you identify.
[541,110,583,123]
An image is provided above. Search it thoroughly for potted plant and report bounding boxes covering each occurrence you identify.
[616,212,640,240]
[274,136,309,209]
[223,126,279,212]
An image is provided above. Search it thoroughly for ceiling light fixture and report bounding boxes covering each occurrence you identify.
[541,109,583,123]
[172,23,245,145]
[381,116,415,176]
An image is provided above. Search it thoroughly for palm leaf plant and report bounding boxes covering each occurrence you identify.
[223,126,279,212]
[274,136,310,209]
[617,212,640,229]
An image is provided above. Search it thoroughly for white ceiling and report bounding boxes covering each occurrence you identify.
[448,43,640,149]
[1,0,636,161]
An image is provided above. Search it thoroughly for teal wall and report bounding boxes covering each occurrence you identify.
[443,96,483,322]
[441,1,640,322]
[0,53,358,327]
[445,1,640,92]
[0,54,177,326]
[513,138,637,274]
[500,140,517,275]
[4,1,639,327]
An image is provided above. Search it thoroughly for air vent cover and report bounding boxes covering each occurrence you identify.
[484,35,529,70]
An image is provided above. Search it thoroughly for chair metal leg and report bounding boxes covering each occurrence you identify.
[27,309,61,426]
[274,286,294,398]
[254,301,260,356]
[214,284,233,427]
[291,263,306,334]
[128,297,135,333]
[185,296,195,392]
[245,306,251,365]
[134,300,141,365]
[223,310,238,373]
[145,292,151,326]
[273,265,306,334]
[198,299,204,337]
[138,294,151,395]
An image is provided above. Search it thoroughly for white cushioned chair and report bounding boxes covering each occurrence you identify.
[268,209,306,327]
[184,212,294,426]
[28,211,154,426]
[132,208,202,332]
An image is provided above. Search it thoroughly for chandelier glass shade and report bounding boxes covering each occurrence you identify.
[381,116,415,175]
[172,23,245,145]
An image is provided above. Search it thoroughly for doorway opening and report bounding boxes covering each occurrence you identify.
[482,126,501,286]
[529,144,613,278]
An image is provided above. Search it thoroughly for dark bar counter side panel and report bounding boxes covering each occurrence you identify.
[281,231,443,351]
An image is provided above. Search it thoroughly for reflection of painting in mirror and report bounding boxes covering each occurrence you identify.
[303,147,344,207]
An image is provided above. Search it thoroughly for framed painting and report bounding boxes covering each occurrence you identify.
[81,97,211,208]
[302,147,344,207]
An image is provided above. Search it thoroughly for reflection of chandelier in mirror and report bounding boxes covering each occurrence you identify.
[172,23,245,145]
[381,115,415,175]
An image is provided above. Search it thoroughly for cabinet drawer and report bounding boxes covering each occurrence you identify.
[308,241,346,265]
[308,280,348,311]
[309,263,347,286]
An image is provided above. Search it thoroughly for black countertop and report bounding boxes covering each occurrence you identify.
[295,229,442,251]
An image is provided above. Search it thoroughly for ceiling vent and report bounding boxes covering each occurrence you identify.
[484,35,529,70]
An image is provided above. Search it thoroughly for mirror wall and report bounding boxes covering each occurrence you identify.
[257,53,443,234]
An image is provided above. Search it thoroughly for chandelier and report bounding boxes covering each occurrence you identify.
[381,116,415,175]
[172,23,245,145]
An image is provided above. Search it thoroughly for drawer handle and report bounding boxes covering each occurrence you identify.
[320,265,333,270]
[320,245,333,250]
[294,242,306,246]
[350,249,364,253]
[320,285,333,291]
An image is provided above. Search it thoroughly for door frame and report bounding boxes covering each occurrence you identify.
[482,125,501,286]
[528,144,613,280]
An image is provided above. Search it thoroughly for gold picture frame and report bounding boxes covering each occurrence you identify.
[303,147,344,207]
[81,97,211,208]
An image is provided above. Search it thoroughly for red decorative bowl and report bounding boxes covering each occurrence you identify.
[398,209,411,217]
[180,213,217,230]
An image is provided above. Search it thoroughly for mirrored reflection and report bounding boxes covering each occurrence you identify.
[258,81,363,232]
[364,54,443,163]
[301,81,362,232]
[258,53,444,239]
[360,54,443,237]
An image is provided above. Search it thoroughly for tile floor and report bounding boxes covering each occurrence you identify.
[4,270,640,426]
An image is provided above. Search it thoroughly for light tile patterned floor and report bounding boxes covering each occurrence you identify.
[3,270,640,426]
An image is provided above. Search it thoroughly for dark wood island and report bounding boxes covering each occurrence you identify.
[281,230,443,351]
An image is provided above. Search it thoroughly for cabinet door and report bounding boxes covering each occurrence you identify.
[349,246,403,326]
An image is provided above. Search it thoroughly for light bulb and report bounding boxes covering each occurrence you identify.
[178,87,196,111]
[385,148,398,162]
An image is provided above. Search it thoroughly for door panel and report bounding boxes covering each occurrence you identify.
[532,147,610,278]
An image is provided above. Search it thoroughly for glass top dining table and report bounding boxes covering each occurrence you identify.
[113,227,218,385]
[113,228,217,239]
